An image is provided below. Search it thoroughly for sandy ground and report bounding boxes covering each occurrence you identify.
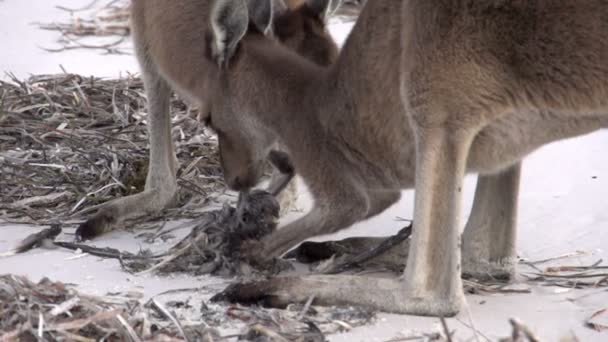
[1,1,608,340]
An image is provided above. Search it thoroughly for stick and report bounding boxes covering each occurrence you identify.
[50,297,80,317]
[135,234,206,275]
[529,272,608,279]
[455,317,491,342]
[440,317,453,342]
[508,318,542,342]
[151,299,190,342]
[54,241,164,260]
[522,251,587,266]
[545,259,608,272]
[116,314,143,342]
[297,295,316,320]
[38,312,44,339]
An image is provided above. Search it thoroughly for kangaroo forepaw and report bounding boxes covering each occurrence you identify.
[75,211,116,241]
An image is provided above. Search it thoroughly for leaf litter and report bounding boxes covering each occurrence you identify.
[0,72,224,226]
[0,274,376,341]
[37,0,132,55]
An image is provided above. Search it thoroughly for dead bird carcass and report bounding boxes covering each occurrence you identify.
[123,189,283,276]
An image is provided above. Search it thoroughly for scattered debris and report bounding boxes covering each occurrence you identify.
[523,259,608,289]
[463,280,532,295]
[585,308,608,332]
[121,190,283,277]
[0,274,375,341]
[4,1,597,340]
[498,318,542,342]
[520,251,589,266]
[37,0,131,54]
[54,239,145,259]
[0,274,140,341]
[0,72,224,226]
[1,190,281,277]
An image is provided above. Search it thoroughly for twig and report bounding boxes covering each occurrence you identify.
[115,314,143,342]
[50,297,80,316]
[455,316,491,342]
[585,308,608,332]
[508,318,542,342]
[1,72,223,225]
[544,259,608,272]
[38,312,44,339]
[297,295,316,320]
[521,251,587,266]
[48,309,121,332]
[528,272,608,279]
[39,36,129,55]
[53,241,164,260]
[151,299,190,342]
[135,239,200,275]
[440,317,454,342]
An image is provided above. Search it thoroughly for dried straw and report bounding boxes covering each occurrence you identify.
[37,0,132,55]
[0,274,375,341]
[0,72,223,226]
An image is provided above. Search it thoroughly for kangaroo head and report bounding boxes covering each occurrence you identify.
[272,0,340,67]
[204,0,339,191]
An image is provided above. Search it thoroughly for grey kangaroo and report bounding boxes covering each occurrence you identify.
[75,0,340,240]
[202,0,608,316]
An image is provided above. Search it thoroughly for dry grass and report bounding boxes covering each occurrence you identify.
[0,72,224,226]
[37,0,131,54]
[0,274,375,341]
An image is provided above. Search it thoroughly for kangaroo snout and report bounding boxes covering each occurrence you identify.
[228,175,255,191]
[226,163,264,191]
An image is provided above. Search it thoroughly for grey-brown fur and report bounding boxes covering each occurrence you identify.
[204,0,608,316]
[75,0,340,240]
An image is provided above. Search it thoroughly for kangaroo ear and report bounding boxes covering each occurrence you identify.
[249,0,274,35]
[305,0,342,20]
[210,0,249,67]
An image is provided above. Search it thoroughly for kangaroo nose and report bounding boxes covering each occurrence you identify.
[229,174,257,191]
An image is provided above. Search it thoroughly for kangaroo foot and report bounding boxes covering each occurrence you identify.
[211,274,464,316]
[76,184,178,240]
